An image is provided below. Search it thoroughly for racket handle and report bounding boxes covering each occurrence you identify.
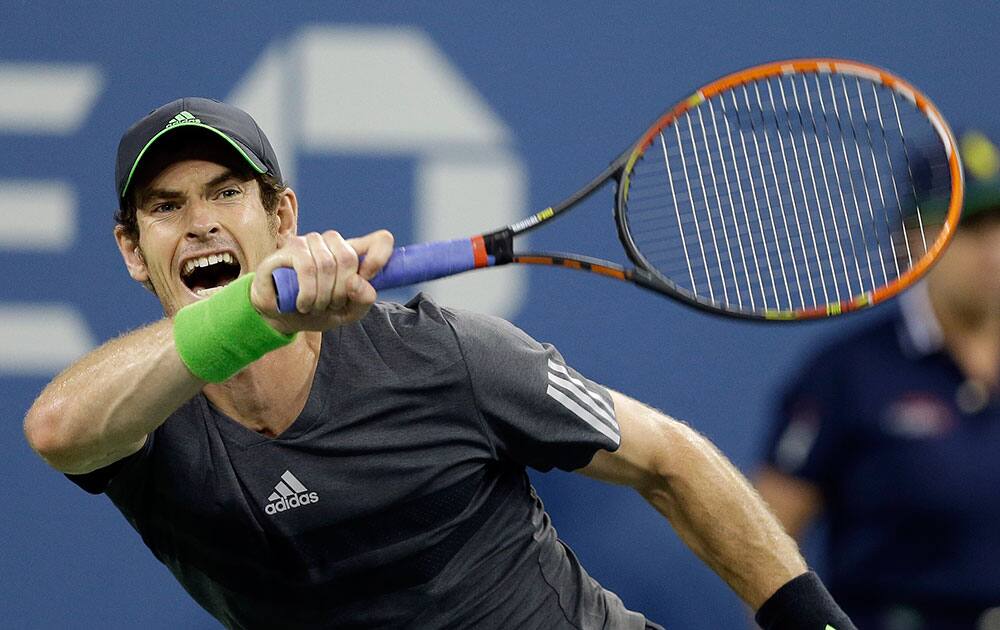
[271,238,488,313]
[272,267,300,314]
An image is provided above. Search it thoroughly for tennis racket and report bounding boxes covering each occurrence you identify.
[273,58,963,320]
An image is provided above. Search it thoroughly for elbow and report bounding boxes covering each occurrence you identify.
[25,396,145,474]
[23,398,81,471]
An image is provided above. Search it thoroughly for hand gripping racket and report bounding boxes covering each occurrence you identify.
[273,58,963,320]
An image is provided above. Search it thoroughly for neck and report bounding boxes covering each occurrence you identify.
[202,331,323,437]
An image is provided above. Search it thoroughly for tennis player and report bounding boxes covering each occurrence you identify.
[24,97,854,630]
[756,130,1000,629]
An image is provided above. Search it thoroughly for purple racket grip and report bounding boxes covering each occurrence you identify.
[270,238,481,313]
[272,267,299,313]
[369,239,478,290]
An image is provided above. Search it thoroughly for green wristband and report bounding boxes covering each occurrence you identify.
[173,273,296,383]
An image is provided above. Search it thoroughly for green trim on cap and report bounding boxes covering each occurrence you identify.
[962,182,1000,220]
[916,180,1000,224]
[957,131,1000,222]
[120,122,267,198]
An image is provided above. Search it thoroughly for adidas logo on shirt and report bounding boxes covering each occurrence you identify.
[264,470,319,515]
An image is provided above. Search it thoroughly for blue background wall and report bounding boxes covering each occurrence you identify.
[2,2,998,628]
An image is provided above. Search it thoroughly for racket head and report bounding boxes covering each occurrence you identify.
[615,59,963,320]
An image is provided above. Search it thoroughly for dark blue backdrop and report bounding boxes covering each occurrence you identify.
[3,2,998,628]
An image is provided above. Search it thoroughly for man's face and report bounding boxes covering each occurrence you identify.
[926,214,1000,316]
[116,158,291,316]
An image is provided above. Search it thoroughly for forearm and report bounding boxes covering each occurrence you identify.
[24,318,204,474]
[583,392,851,626]
[641,421,806,608]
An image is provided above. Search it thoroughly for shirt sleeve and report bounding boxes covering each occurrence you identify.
[762,349,849,488]
[444,307,621,472]
[64,432,153,495]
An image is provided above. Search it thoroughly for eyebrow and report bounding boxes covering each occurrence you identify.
[138,169,246,208]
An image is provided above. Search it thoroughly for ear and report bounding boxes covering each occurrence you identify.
[114,225,150,283]
[274,187,299,248]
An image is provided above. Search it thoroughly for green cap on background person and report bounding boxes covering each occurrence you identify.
[912,129,1000,226]
[955,130,1000,224]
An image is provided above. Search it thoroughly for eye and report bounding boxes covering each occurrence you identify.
[151,202,177,213]
[218,187,242,199]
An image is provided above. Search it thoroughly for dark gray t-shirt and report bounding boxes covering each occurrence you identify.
[70,295,648,629]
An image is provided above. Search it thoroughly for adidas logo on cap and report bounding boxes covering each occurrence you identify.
[264,470,319,515]
[164,110,201,129]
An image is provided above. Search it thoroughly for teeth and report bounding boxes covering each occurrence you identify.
[182,252,236,276]
[195,286,224,297]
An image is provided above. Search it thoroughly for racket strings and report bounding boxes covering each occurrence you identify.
[624,71,949,315]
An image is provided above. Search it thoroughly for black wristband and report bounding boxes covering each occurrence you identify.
[755,571,857,630]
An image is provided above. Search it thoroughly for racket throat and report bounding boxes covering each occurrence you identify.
[629,267,676,296]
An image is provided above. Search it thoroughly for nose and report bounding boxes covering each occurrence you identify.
[185,198,221,240]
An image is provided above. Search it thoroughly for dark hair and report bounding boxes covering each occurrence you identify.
[115,128,286,240]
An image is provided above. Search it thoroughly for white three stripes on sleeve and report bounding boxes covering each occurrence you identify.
[546,359,620,446]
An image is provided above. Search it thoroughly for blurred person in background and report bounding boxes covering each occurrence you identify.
[755,129,1000,630]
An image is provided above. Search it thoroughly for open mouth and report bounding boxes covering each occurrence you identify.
[181,252,242,296]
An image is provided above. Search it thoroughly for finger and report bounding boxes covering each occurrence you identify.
[347,229,395,281]
[341,275,377,321]
[306,232,336,312]
[288,237,318,314]
[250,265,280,315]
[350,274,377,305]
[323,230,359,311]
[251,245,301,316]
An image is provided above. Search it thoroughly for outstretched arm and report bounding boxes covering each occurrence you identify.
[23,320,202,474]
[580,391,853,628]
[581,391,803,607]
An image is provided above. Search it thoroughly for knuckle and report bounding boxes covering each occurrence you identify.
[289,236,310,252]
[377,229,394,246]
[334,245,359,268]
[316,253,337,274]
[299,261,317,277]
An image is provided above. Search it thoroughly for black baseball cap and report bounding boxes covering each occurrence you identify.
[115,97,282,207]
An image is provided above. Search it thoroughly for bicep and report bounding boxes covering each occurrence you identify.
[64,432,151,494]
[578,390,676,491]
[754,466,823,540]
[65,433,149,475]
